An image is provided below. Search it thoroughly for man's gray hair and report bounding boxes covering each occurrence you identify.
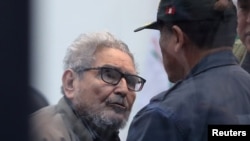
[63,31,136,73]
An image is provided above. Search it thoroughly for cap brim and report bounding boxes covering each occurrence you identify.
[134,21,159,32]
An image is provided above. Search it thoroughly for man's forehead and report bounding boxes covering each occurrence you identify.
[93,57,136,74]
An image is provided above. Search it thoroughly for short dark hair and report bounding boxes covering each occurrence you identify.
[173,18,237,49]
[238,0,247,4]
[160,12,237,49]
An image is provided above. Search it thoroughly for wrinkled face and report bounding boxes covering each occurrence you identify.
[71,48,136,130]
[159,25,185,83]
[237,0,250,51]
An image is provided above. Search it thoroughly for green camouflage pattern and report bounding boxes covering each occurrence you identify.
[233,39,247,65]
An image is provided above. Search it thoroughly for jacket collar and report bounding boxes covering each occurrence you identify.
[57,97,93,140]
[186,50,238,79]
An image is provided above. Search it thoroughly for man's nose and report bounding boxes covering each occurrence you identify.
[114,77,129,97]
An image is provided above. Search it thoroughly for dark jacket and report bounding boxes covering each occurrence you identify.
[29,97,120,141]
[127,50,250,141]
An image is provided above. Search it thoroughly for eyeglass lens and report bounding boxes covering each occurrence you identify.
[100,68,143,91]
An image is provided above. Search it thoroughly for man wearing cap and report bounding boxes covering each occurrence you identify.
[235,0,250,73]
[127,0,250,141]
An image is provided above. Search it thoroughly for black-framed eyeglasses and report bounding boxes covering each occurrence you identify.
[83,67,146,92]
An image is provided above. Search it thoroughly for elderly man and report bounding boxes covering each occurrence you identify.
[29,31,146,141]
[127,0,250,141]
[235,0,250,73]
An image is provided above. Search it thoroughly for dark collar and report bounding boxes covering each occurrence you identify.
[186,50,238,79]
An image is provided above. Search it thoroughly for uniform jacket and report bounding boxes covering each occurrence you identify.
[29,97,120,141]
[127,50,250,141]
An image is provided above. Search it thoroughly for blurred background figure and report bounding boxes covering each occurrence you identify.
[234,0,250,73]
[29,86,49,114]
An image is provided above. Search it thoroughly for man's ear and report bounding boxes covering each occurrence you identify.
[62,69,76,99]
[172,25,184,52]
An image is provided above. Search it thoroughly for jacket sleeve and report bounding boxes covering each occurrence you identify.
[126,107,183,141]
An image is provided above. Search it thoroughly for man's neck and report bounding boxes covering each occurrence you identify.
[183,46,232,77]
